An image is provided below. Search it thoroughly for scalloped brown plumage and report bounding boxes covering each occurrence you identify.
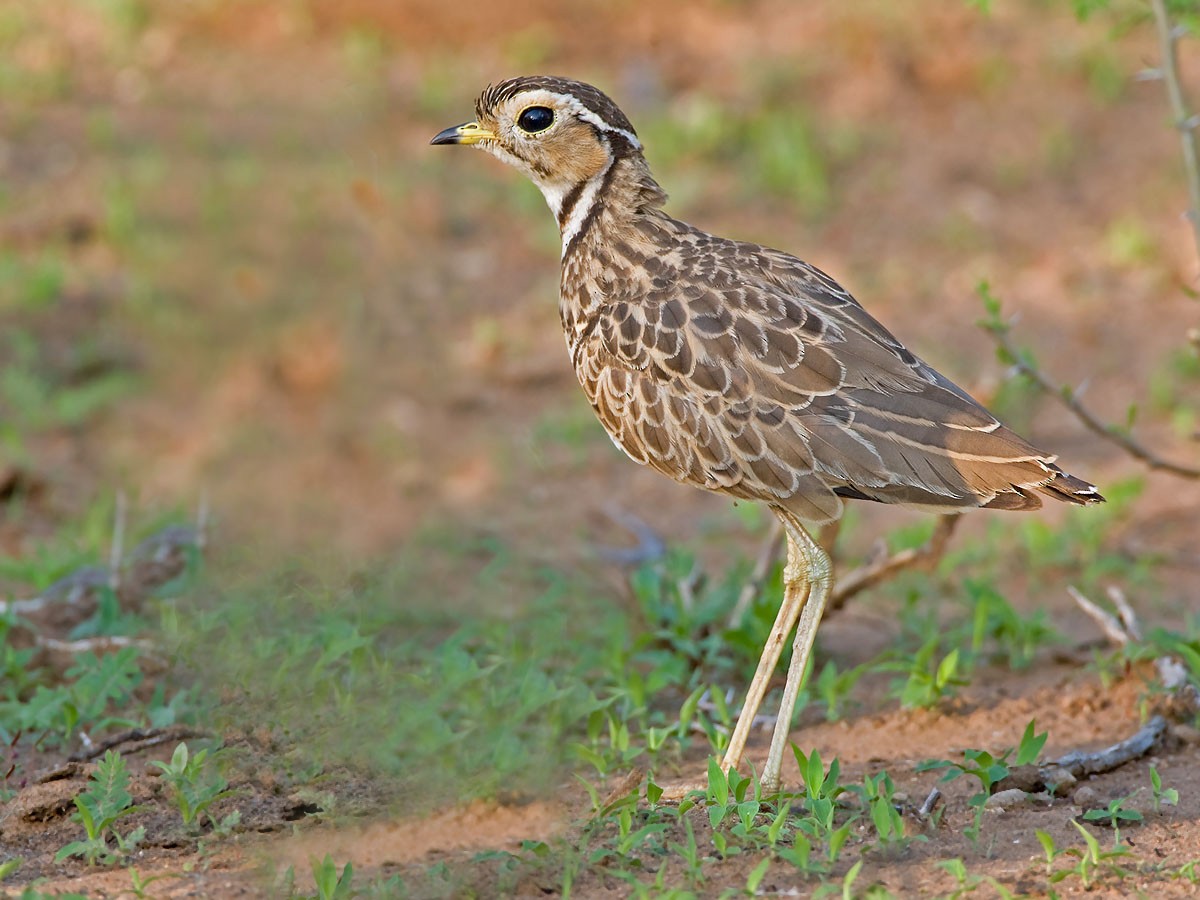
[432,75,1103,792]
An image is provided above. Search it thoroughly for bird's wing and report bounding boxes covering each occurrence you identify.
[576,227,1090,521]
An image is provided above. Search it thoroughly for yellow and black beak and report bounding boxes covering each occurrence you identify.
[430,121,498,146]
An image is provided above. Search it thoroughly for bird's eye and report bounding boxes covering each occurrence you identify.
[516,106,555,134]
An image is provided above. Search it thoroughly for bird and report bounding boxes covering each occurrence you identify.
[431,75,1103,793]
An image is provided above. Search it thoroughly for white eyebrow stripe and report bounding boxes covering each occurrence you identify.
[564,96,642,149]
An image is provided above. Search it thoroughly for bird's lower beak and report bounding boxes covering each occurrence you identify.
[430,122,498,146]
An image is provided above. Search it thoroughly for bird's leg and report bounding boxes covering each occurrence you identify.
[761,515,833,793]
[719,529,809,777]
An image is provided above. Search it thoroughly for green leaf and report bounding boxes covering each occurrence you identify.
[745,857,770,892]
[1035,828,1058,862]
[707,756,729,807]
[55,840,96,863]
[1071,818,1102,860]
[1015,720,1048,766]
[646,779,663,806]
[935,648,960,688]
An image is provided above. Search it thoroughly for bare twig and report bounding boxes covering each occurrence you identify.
[1067,585,1131,646]
[68,725,212,763]
[727,519,785,628]
[828,514,961,613]
[917,786,942,817]
[1150,0,1200,266]
[1107,585,1142,642]
[196,490,211,550]
[677,560,703,615]
[34,635,157,654]
[1069,584,1200,716]
[985,322,1200,479]
[1047,715,1167,781]
[595,504,666,566]
[109,491,127,592]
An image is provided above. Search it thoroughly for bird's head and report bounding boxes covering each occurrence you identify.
[431,76,649,229]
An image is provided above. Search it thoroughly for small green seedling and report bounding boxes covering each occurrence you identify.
[918,720,1047,843]
[893,641,967,710]
[1177,859,1200,884]
[938,858,1018,900]
[856,771,906,848]
[780,747,853,875]
[150,742,238,833]
[1050,819,1132,889]
[1149,765,1179,813]
[814,660,867,721]
[667,818,706,888]
[703,755,757,831]
[127,867,182,899]
[55,750,145,866]
[311,854,355,900]
[1035,829,1066,876]
[1081,795,1143,845]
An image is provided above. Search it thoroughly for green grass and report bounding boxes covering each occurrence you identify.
[0,471,1179,896]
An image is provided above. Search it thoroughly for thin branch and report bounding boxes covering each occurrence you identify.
[828,514,961,613]
[1150,0,1200,265]
[108,491,127,592]
[917,786,943,818]
[984,321,1200,479]
[1047,715,1167,781]
[727,519,785,628]
[67,725,212,763]
[34,635,157,654]
[1067,585,1131,646]
[1069,583,1200,716]
[595,504,666,566]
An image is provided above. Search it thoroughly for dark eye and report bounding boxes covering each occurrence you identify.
[516,106,555,134]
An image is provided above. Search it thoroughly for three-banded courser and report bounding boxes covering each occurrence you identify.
[432,76,1103,792]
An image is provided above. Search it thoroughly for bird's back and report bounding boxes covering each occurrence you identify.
[563,208,1102,525]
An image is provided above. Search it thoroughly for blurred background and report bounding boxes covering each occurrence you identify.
[4,2,1200,890]
[2,0,1196,572]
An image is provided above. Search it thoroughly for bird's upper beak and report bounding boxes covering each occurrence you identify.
[430,121,498,146]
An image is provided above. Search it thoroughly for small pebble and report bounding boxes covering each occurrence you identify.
[1072,785,1101,809]
[1173,724,1200,745]
[984,788,1029,811]
[1042,766,1076,796]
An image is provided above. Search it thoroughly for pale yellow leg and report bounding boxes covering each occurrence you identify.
[719,531,808,776]
[761,513,833,792]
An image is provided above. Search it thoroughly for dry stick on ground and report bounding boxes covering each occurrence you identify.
[917,786,943,818]
[999,715,1170,795]
[67,725,213,763]
[726,519,785,627]
[1069,583,1200,716]
[1044,716,1168,784]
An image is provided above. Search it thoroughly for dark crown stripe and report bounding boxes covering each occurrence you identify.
[477,75,639,141]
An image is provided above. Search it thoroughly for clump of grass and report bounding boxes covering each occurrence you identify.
[151,742,239,835]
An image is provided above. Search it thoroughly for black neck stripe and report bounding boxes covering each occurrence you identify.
[564,155,621,254]
[556,181,587,229]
